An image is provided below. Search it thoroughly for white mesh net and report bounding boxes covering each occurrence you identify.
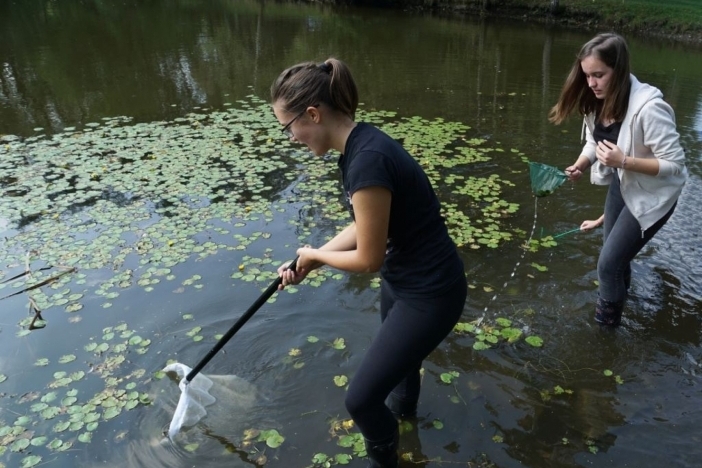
[163,363,217,440]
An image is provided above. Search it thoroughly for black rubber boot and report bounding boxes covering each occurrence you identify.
[364,430,399,468]
[385,392,417,419]
[594,296,625,326]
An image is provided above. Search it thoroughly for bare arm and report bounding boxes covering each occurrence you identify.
[319,223,357,253]
[278,186,391,286]
[295,222,358,272]
[565,155,592,181]
[304,186,390,273]
[580,214,604,231]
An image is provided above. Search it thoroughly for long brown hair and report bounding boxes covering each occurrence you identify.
[270,58,359,119]
[549,33,631,125]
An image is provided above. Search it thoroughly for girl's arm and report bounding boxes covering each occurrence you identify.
[580,214,604,231]
[565,155,592,181]
[596,140,660,176]
[302,186,390,273]
[279,186,390,286]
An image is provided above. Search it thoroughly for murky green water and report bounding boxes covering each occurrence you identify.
[1,1,701,467]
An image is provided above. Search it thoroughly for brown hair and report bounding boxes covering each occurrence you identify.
[549,33,631,125]
[270,58,359,119]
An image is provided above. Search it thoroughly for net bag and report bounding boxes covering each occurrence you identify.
[528,162,568,197]
[163,363,216,440]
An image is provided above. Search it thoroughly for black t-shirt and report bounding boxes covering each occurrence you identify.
[338,123,464,297]
[593,120,622,145]
[593,121,622,179]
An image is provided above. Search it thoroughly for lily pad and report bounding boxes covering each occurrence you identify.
[525,335,543,347]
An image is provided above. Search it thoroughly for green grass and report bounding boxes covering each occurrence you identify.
[445,0,702,40]
[558,0,702,36]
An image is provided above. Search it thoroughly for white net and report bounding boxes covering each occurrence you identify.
[163,363,217,440]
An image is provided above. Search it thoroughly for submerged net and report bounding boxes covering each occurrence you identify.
[528,162,568,197]
[163,363,216,440]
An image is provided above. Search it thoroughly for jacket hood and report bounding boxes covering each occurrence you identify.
[628,74,663,116]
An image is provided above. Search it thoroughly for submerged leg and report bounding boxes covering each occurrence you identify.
[364,429,399,468]
[594,296,625,327]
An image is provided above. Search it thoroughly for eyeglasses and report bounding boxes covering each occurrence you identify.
[281,109,306,138]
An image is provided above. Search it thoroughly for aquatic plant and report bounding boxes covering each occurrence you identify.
[1,95,526,466]
[1,95,521,333]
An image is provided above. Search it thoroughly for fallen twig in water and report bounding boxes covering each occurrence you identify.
[0,266,76,300]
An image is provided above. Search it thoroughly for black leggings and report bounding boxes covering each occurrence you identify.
[344,277,467,441]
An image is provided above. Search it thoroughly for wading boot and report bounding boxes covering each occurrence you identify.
[594,296,625,327]
[385,392,417,419]
[364,430,399,468]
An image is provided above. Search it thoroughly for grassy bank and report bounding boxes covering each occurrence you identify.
[420,0,702,44]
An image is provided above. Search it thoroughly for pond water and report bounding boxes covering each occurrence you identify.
[1,1,701,467]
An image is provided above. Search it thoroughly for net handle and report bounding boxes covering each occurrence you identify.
[185,257,299,383]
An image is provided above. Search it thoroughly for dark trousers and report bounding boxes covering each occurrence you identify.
[599,173,676,302]
[344,277,467,441]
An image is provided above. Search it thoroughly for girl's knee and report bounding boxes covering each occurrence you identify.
[344,387,364,419]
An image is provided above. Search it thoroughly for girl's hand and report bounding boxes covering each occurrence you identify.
[580,214,604,231]
[580,219,600,231]
[564,165,583,181]
[596,140,625,168]
[277,260,307,289]
[276,246,318,289]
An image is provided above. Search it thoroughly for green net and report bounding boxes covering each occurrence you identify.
[528,162,568,197]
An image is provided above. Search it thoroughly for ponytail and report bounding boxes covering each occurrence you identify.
[271,58,359,119]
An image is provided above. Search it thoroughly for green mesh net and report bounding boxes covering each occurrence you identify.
[528,162,568,197]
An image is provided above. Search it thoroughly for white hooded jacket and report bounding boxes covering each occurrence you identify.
[581,74,687,231]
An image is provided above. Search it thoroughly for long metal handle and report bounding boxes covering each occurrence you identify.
[185,257,298,382]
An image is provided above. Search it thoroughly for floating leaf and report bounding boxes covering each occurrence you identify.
[58,354,76,364]
[20,455,43,468]
[62,396,78,406]
[333,375,349,387]
[495,318,512,327]
[525,336,543,347]
[332,338,346,350]
[40,407,61,420]
[530,262,548,272]
[338,435,355,448]
[11,438,30,452]
[440,371,459,384]
[501,328,522,342]
[53,421,70,432]
[128,335,144,346]
[30,402,49,412]
[264,430,285,448]
[30,436,48,446]
[103,407,122,420]
[14,415,31,426]
[312,453,329,464]
[473,341,491,351]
